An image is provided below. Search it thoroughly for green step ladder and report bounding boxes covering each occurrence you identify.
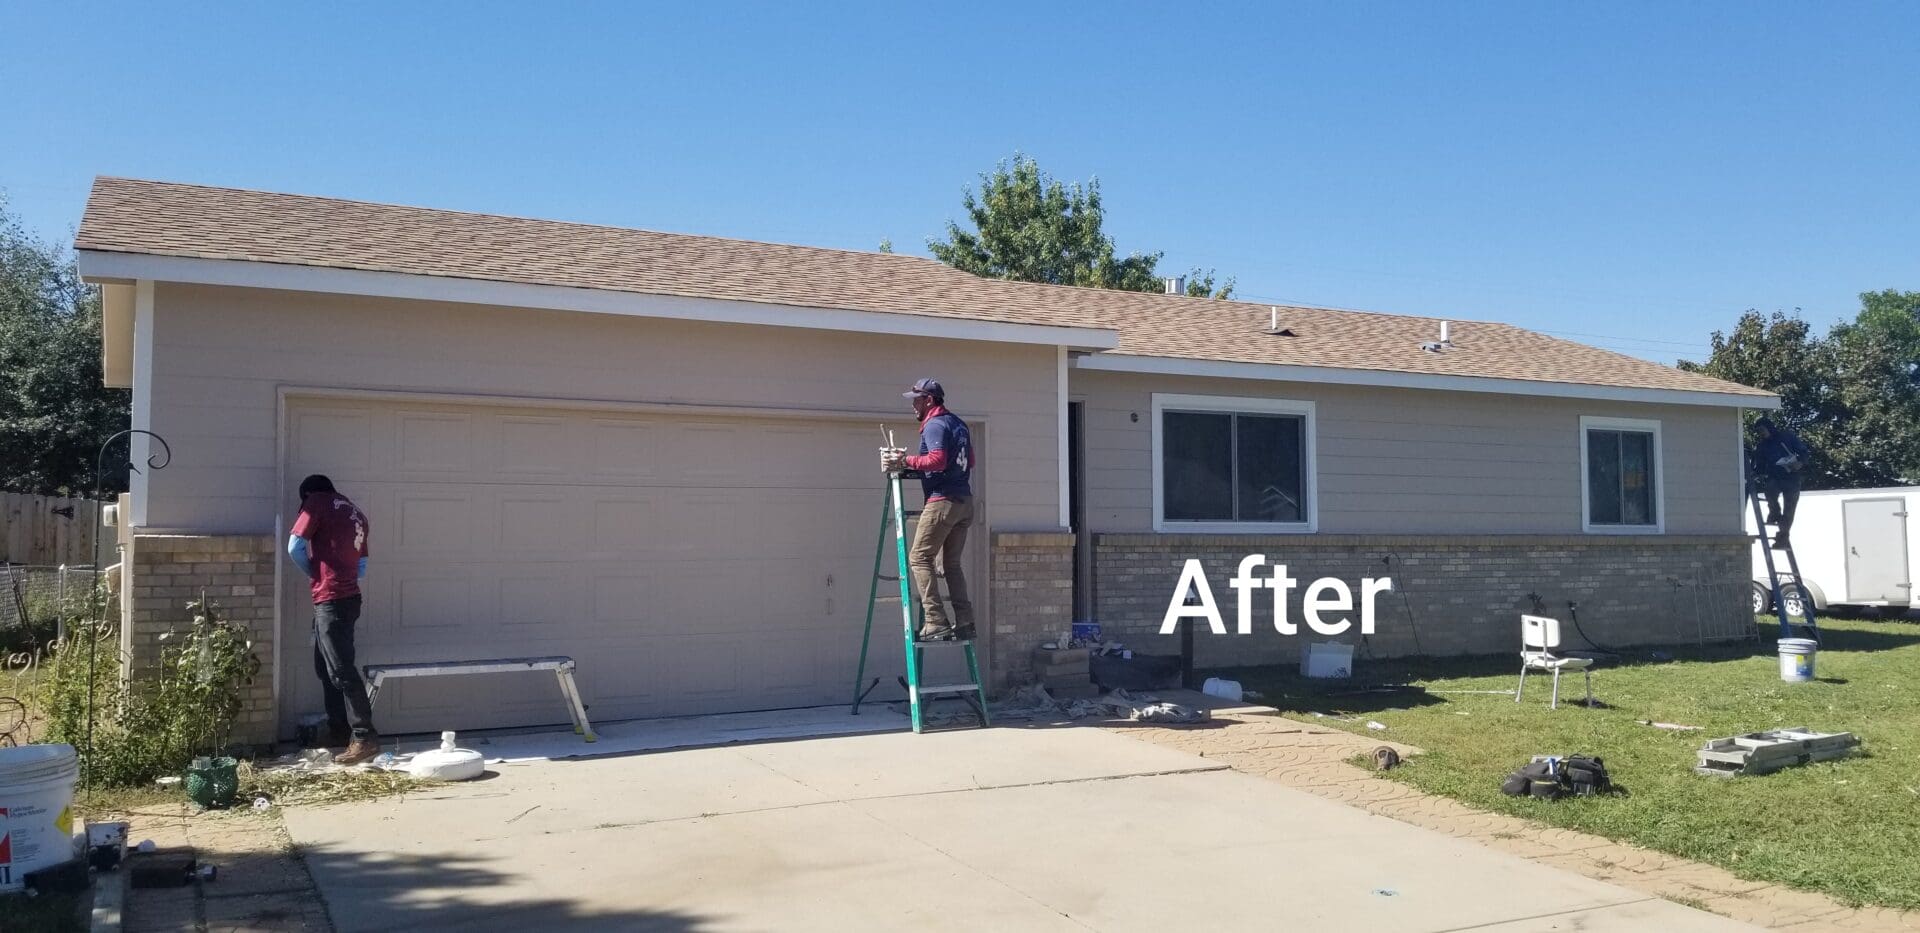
[849,470,989,733]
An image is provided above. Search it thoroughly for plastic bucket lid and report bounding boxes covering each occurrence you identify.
[1777,638,1817,653]
[0,743,79,783]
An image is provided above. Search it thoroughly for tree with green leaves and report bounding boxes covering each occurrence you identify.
[929,155,1234,299]
[1681,290,1920,489]
[0,195,130,496]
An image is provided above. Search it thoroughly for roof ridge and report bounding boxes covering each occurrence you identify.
[89,176,953,270]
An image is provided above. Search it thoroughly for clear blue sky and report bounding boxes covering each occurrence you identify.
[4,2,1914,363]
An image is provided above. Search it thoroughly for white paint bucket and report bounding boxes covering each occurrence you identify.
[1200,677,1243,702]
[1777,638,1818,683]
[0,744,80,892]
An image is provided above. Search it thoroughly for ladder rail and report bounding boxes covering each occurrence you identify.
[850,470,990,731]
[849,485,892,714]
[1748,484,1818,644]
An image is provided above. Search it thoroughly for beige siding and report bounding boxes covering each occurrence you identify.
[143,283,1063,534]
[1075,369,1742,535]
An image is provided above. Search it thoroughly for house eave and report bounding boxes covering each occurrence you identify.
[74,249,1121,351]
[1073,352,1780,410]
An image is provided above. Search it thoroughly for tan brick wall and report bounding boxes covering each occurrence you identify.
[988,531,1076,689]
[123,534,277,747]
[1094,534,1753,669]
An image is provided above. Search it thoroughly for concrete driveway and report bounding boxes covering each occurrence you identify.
[284,720,1753,932]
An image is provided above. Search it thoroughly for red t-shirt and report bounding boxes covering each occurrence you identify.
[291,492,369,604]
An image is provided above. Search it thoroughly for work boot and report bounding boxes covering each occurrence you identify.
[335,736,382,766]
[916,624,956,642]
[952,625,977,642]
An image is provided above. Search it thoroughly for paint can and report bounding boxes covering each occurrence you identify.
[0,744,80,893]
[1777,638,1817,682]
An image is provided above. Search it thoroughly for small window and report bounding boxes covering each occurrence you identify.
[1154,395,1314,532]
[1582,417,1661,532]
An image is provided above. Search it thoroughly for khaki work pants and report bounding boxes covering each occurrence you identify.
[909,497,974,633]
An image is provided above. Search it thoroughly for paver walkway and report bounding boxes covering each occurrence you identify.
[111,801,328,933]
[1099,699,1920,932]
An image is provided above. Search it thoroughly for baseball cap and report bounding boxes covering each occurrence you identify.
[903,378,945,399]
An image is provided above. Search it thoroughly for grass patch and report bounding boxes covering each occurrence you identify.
[1217,615,1920,910]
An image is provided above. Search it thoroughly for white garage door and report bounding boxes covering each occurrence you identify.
[279,396,955,735]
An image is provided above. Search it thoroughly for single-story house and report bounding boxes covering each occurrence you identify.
[75,177,1778,742]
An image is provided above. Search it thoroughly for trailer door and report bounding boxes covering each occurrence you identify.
[1843,497,1911,603]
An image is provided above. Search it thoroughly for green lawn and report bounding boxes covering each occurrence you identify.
[1213,615,1920,910]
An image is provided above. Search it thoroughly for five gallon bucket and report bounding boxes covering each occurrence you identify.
[0,744,80,893]
[1777,638,1818,683]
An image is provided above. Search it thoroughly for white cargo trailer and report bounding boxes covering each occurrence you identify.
[1747,486,1920,614]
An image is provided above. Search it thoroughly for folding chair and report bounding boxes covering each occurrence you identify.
[1516,614,1594,709]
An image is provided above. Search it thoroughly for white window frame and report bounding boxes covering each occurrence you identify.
[1580,415,1664,534]
[1151,393,1317,534]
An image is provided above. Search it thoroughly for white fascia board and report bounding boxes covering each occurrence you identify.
[75,250,1120,351]
[1076,352,1779,410]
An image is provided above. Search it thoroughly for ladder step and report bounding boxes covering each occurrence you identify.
[877,573,944,582]
[914,683,984,696]
[912,638,975,647]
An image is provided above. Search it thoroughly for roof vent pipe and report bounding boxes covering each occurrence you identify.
[1439,321,1452,345]
[1164,276,1186,295]
[1270,307,1278,332]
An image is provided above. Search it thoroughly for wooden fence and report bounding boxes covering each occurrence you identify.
[0,492,107,567]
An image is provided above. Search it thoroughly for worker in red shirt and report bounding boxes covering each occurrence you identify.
[882,379,976,641]
[287,474,380,765]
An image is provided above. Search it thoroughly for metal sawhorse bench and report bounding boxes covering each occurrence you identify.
[362,655,598,742]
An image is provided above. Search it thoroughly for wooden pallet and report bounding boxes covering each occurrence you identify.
[1695,727,1859,777]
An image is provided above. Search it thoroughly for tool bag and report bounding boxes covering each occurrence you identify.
[1562,755,1612,796]
[1500,755,1612,800]
[1500,760,1566,800]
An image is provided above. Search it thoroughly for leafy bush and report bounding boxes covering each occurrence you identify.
[40,595,261,787]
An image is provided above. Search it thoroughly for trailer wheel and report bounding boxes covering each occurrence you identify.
[1780,583,1811,619]
[1753,581,1812,618]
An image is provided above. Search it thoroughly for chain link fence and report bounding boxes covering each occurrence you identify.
[1,563,115,636]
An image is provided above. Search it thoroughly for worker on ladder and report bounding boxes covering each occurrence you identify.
[881,378,976,642]
[1750,416,1811,549]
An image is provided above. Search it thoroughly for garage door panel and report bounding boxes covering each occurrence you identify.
[589,570,655,628]
[395,493,474,551]
[282,396,977,736]
[498,493,570,550]
[587,420,660,480]
[394,572,475,631]
[290,408,373,472]
[395,411,475,473]
[587,494,666,554]
[666,633,751,711]
[577,646,673,709]
[496,574,572,628]
[497,416,571,476]
[386,669,563,731]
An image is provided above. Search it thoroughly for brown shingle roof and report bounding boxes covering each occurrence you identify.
[76,177,1771,401]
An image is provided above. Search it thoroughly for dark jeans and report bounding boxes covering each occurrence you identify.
[313,596,377,740]
[1765,477,1802,535]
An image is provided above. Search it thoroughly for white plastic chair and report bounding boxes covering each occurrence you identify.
[1516,614,1594,709]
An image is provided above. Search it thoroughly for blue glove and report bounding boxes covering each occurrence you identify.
[287,535,315,579]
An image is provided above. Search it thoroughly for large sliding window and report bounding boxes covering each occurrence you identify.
[1153,394,1315,533]
[1581,416,1663,533]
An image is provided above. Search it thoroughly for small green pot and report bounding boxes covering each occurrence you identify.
[184,756,240,809]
